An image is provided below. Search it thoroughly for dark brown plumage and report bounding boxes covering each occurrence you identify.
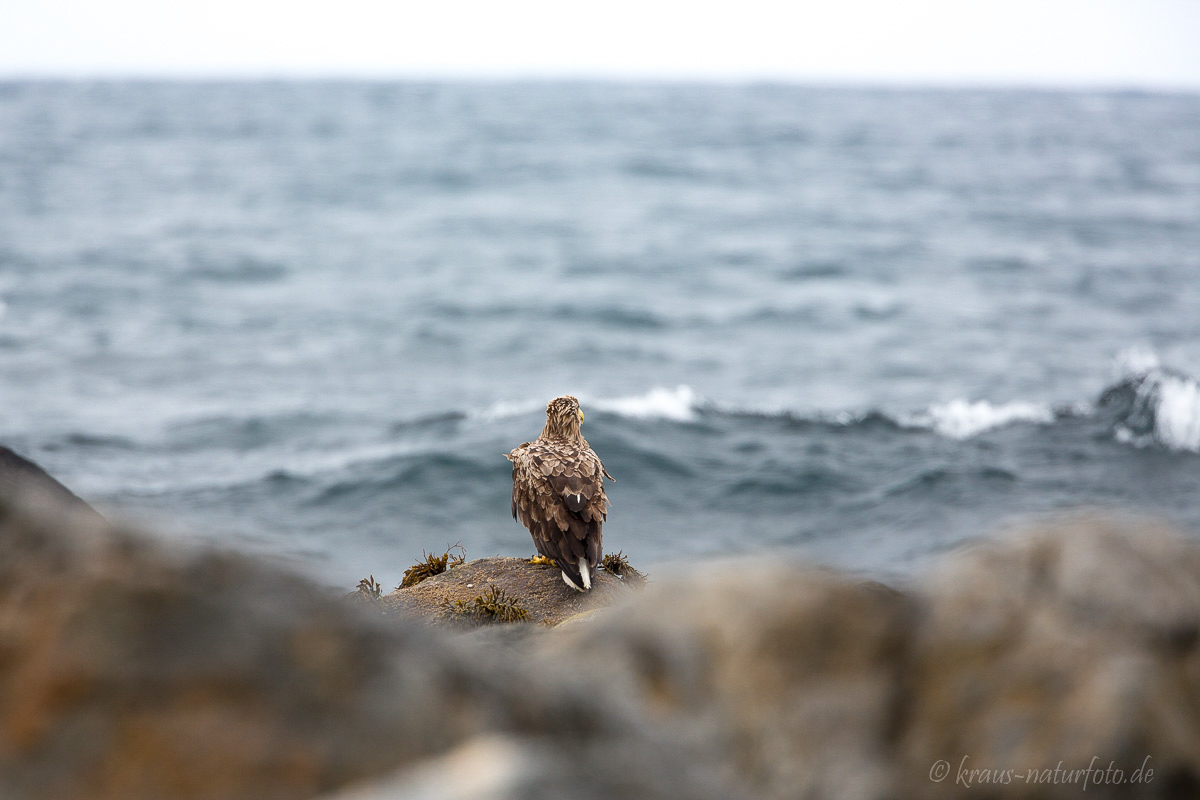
[505,395,614,591]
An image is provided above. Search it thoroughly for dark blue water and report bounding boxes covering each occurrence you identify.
[2,81,1199,586]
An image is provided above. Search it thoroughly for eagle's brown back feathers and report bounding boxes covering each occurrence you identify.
[506,395,612,591]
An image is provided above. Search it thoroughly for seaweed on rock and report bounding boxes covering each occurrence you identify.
[355,575,382,599]
[601,550,646,584]
[447,584,528,623]
[399,543,466,589]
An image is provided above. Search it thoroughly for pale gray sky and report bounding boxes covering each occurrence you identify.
[4,0,1199,87]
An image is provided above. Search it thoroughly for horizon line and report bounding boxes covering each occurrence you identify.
[3,71,1199,94]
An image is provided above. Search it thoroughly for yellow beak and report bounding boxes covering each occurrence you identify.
[578,410,585,423]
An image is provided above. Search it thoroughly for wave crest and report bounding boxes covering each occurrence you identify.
[476,386,702,423]
[1102,364,1200,453]
[470,354,1200,452]
[902,400,1055,440]
[590,385,700,422]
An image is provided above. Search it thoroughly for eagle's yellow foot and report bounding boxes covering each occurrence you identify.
[529,554,555,566]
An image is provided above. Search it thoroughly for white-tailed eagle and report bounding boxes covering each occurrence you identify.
[505,395,614,591]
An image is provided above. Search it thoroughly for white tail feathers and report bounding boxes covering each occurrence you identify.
[560,558,593,592]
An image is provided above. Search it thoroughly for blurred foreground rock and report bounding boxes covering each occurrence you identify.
[543,516,1200,800]
[0,444,104,522]
[2,484,1199,800]
[0,492,732,800]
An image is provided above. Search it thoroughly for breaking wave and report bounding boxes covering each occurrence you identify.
[475,386,703,423]
[474,386,1058,438]
[589,385,700,421]
[471,358,1200,451]
[592,388,1057,441]
[900,400,1056,440]
[1099,351,1200,453]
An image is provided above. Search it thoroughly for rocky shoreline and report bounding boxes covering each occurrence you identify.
[2,488,1199,799]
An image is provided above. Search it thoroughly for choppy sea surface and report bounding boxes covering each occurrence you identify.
[1,81,1198,587]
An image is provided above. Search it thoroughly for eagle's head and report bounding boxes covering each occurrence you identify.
[543,395,584,441]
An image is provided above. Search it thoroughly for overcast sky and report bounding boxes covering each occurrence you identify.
[4,0,1199,88]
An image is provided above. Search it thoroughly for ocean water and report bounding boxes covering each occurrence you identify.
[1,81,1199,588]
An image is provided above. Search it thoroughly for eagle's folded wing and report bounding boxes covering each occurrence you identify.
[510,442,607,587]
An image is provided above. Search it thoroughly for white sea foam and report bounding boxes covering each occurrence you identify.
[1148,373,1200,452]
[475,385,701,423]
[904,399,1055,440]
[1104,346,1200,452]
[589,385,700,422]
[1107,344,1200,453]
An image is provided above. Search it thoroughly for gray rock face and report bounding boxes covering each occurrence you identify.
[2,482,1198,800]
